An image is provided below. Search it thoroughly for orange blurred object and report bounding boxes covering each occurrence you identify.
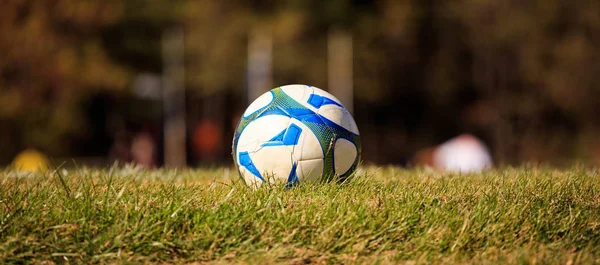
[192,119,222,161]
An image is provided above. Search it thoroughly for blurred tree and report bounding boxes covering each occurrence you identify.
[0,0,129,161]
[444,0,600,164]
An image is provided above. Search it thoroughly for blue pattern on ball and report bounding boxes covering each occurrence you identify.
[285,162,299,188]
[307,94,343,108]
[261,123,302,147]
[238,151,264,181]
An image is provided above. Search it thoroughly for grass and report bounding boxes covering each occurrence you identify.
[1,165,600,264]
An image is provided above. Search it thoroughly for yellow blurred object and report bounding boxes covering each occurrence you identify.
[12,149,50,172]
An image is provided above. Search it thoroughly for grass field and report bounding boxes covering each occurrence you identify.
[1,165,600,264]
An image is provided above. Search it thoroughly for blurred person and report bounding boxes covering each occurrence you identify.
[12,148,50,172]
[109,129,131,164]
[130,131,156,168]
[412,134,493,173]
[411,146,436,170]
[591,145,600,168]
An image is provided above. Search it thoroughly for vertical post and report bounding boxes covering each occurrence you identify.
[328,28,354,113]
[247,26,272,104]
[162,27,187,168]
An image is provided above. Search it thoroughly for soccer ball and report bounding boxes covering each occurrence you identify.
[232,84,361,188]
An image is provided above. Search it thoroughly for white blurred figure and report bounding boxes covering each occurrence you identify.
[432,134,492,173]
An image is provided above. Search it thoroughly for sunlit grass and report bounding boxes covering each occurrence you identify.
[1,165,599,264]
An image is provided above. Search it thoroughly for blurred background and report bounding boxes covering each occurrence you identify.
[1,0,600,170]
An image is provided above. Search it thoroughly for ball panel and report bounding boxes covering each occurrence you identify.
[280,84,311,105]
[317,106,360,135]
[236,115,291,152]
[341,110,359,135]
[250,145,294,183]
[236,115,294,185]
[333,138,358,176]
[260,123,302,148]
[291,119,324,161]
[307,93,343,109]
[239,166,263,188]
[286,162,300,187]
[243,91,273,118]
[297,158,324,182]
[311,86,344,106]
[278,85,320,115]
[238,151,263,181]
[280,84,320,113]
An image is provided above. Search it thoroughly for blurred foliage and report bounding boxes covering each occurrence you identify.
[0,0,599,165]
[0,0,130,159]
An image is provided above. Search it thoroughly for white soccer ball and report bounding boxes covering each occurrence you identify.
[232,84,361,188]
